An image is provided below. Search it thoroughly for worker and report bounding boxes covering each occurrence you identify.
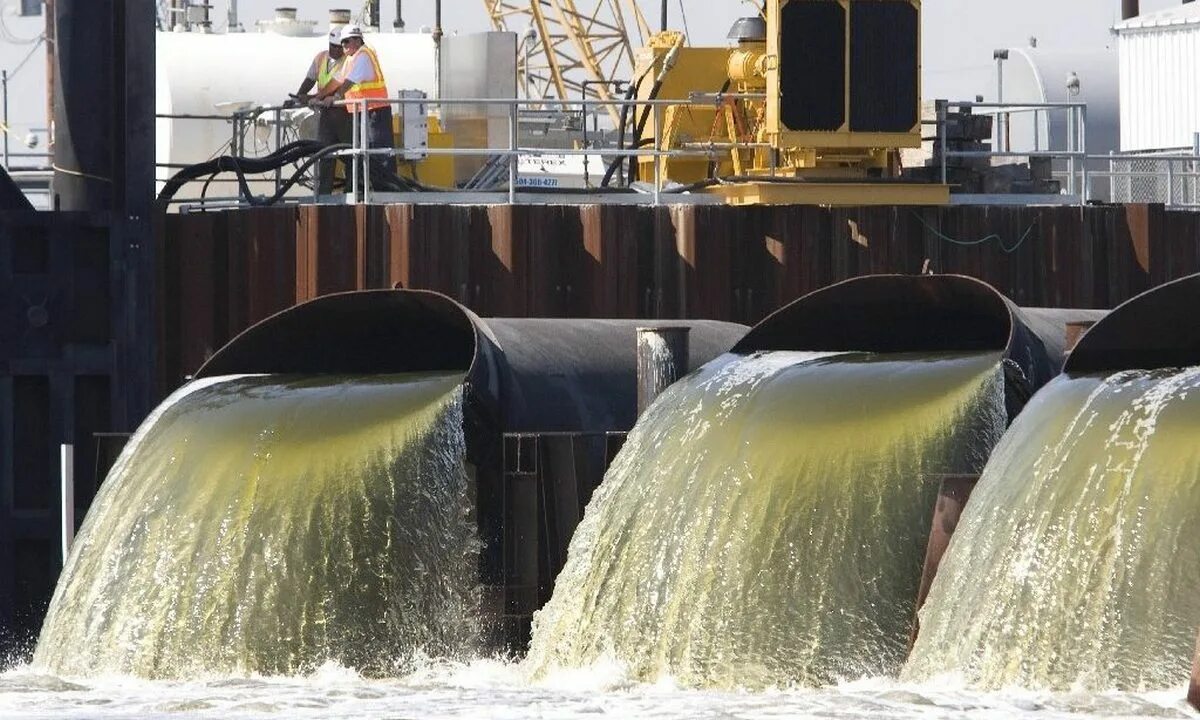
[292,24,351,195]
[312,24,395,191]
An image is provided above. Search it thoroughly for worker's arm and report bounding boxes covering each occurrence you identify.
[294,77,317,100]
[313,79,352,104]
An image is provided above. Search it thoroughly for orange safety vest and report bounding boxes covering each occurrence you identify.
[342,46,390,113]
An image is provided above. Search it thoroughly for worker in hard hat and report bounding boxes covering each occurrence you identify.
[312,24,395,190]
[293,25,351,195]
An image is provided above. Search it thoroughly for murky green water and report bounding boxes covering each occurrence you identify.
[527,351,1007,688]
[907,368,1200,691]
[33,373,478,679]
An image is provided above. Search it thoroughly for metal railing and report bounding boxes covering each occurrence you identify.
[155,106,306,200]
[331,93,772,207]
[934,99,1090,201]
[157,94,1200,211]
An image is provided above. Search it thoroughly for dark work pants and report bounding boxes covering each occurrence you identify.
[362,106,396,191]
[315,108,352,195]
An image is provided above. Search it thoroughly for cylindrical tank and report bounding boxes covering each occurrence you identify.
[155,27,436,197]
[922,0,1125,155]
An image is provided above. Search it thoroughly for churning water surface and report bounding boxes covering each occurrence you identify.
[0,660,1196,720]
[7,361,1200,718]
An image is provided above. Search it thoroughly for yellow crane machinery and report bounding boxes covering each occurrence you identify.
[484,0,651,124]
[620,0,948,205]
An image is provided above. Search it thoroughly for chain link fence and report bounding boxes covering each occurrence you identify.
[1108,153,1200,208]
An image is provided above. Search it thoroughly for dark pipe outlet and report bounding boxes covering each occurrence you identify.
[196,290,747,649]
[1066,273,1200,375]
[1123,0,1139,19]
[733,274,1106,420]
[198,289,746,436]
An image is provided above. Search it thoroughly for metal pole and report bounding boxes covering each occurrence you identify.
[1079,105,1089,204]
[1067,106,1076,197]
[394,0,405,31]
[524,29,535,100]
[660,0,668,31]
[1194,132,1200,208]
[227,0,241,32]
[351,105,360,200]
[508,102,518,204]
[994,50,1008,152]
[1167,156,1175,207]
[361,100,371,205]
[433,0,443,97]
[582,85,590,187]
[2,70,8,169]
[636,326,690,416]
[60,444,74,566]
[273,107,282,195]
[653,103,661,205]
[937,99,948,185]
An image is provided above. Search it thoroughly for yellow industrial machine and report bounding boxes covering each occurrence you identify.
[625,0,948,205]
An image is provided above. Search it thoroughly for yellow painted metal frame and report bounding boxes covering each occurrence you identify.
[765,0,922,151]
[703,181,950,207]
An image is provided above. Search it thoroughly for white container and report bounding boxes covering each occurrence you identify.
[921,0,1122,155]
[1116,4,1200,151]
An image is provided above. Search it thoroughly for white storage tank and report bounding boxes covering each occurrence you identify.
[921,0,1127,155]
[1116,3,1200,151]
[156,11,436,199]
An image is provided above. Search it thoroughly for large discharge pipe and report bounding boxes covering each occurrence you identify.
[1058,273,1200,710]
[734,273,1107,645]
[195,289,746,648]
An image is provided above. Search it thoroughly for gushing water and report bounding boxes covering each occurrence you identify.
[33,373,478,679]
[906,368,1200,691]
[526,351,1007,688]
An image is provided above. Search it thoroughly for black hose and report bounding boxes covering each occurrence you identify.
[158,141,344,206]
[600,80,642,188]
[611,75,668,186]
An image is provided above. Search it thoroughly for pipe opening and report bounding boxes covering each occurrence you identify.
[197,290,478,379]
[1066,273,1200,375]
[733,275,1014,356]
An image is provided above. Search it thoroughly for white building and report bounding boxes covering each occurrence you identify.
[1116,3,1200,152]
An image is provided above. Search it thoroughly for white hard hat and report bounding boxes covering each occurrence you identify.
[341,24,364,41]
[327,25,343,45]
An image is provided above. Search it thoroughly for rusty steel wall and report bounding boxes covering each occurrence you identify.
[157,203,1200,392]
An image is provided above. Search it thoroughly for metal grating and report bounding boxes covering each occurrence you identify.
[779,1,846,132]
[849,0,919,133]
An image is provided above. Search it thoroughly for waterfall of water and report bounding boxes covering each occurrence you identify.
[34,372,478,679]
[526,350,1006,688]
[906,367,1200,691]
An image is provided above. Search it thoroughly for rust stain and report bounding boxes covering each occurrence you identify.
[1125,204,1152,273]
[158,203,1200,383]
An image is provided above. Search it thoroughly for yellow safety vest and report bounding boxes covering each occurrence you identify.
[342,46,390,113]
[315,50,344,93]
